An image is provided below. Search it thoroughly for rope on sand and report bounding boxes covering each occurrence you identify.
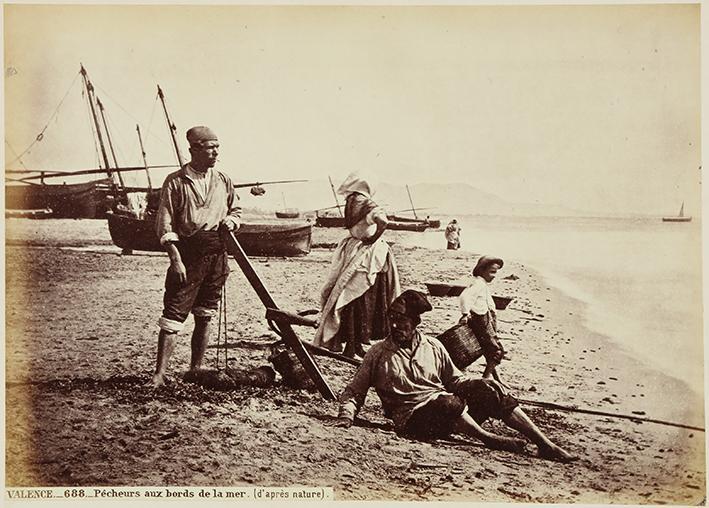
[518,398,705,432]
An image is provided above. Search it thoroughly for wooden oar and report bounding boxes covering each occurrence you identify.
[221,227,336,400]
[518,398,705,432]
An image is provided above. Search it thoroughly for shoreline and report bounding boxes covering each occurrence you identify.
[4,219,706,502]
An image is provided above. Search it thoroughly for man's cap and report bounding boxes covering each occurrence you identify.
[389,290,432,319]
[472,255,504,277]
[186,126,218,146]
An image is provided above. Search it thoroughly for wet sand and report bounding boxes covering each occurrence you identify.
[4,218,705,503]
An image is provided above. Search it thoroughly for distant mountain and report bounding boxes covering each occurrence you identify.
[236,179,598,218]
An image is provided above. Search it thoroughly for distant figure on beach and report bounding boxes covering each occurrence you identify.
[459,256,505,379]
[150,126,242,387]
[313,172,401,358]
[445,219,461,250]
[330,290,577,462]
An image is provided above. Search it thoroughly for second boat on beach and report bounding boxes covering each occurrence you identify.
[315,214,430,232]
[107,212,313,257]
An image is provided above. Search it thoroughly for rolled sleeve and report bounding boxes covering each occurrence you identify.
[221,215,240,231]
[156,181,177,242]
[159,232,179,246]
[365,206,386,225]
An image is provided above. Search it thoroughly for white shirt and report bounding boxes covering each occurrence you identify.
[459,276,495,316]
[184,164,210,201]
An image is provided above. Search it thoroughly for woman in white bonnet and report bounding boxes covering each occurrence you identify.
[314,172,401,358]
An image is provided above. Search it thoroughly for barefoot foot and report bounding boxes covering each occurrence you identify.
[149,373,166,388]
[538,444,578,463]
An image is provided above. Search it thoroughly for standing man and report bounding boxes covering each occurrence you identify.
[151,126,241,387]
[445,219,461,250]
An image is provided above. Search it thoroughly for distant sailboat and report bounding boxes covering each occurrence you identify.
[662,202,692,222]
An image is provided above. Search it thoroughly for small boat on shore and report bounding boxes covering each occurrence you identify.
[106,212,312,257]
[662,202,692,223]
[276,208,300,219]
[388,221,429,232]
[315,214,428,232]
[388,214,441,229]
[425,282,514,310]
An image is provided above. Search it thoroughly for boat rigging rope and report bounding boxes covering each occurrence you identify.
[4,140,28,170]
[7,71,82,167]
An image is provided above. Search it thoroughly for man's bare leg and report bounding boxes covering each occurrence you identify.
[503,407,577,462]
[151,329,177,387]
[452,413,526,453]
[189,316,211,371]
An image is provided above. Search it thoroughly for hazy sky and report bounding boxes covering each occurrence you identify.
[4,4,701,216]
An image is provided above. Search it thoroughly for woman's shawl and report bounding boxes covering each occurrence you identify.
[344,192,378,229]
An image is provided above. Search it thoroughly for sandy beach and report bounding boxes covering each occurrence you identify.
[4,218,705,503]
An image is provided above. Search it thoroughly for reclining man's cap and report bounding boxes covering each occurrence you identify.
[390,289,432,318]
[186,126,218,146]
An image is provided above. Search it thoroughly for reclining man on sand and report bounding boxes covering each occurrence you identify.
[330,289,577,462]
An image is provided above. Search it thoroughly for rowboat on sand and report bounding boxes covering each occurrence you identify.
[106,212,312,257]
[276,208,301,219]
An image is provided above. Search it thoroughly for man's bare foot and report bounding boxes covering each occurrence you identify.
[538,443,578,463]
[149,373,167,388]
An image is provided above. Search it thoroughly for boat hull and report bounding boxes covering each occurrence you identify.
[275,209,300,219]
[316,215,428,232]
[388,215,440,229]
[315,216,346,228]
[662,217,692,222]
[106,213,312,257]
[5,179,115,219]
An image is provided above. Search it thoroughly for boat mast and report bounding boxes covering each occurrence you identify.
[328,176,343,217]
[95,96,126,188]
[406,184,418,219]
[135,124,153,189]
[679,202,685,217]
[80,65,114,182]
[157,85,185,167]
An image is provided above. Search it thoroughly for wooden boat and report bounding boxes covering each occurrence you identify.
[662,202,692,222]
[424,282,514,309]
[4,179,115,219]
[388,214,441,229]
[315,215,346,228]
[388,221,429,232]
[276,208,300,219]
[315,214,428,232]
[106,212,312,257]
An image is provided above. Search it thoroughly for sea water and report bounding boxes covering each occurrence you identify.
[406,215,704,396]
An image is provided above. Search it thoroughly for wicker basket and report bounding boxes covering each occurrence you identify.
[436,322,484,370]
